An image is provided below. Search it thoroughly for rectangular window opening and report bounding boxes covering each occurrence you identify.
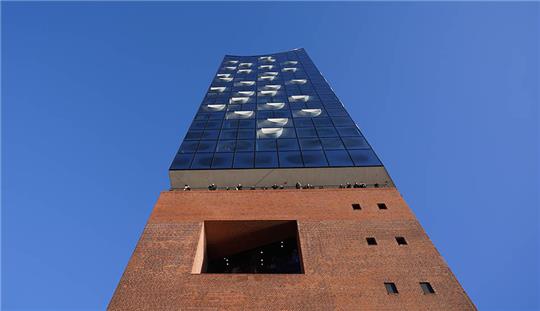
[192,220,304,274]
[366,237,377,245]
[396,236,408,245]
[352,203,361,210]
[377,203,388,210]
[420,282,435,294]
[385,282,399,294]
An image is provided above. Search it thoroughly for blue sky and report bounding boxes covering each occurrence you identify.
[2,2,538,310]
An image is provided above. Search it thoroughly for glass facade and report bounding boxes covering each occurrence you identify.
[170,48,382,170]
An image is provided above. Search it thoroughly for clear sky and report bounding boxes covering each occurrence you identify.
[2,2,538,310]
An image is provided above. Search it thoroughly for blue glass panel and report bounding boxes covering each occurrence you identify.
[220,129,237,140]
[257,139,277,151]
[205,120,222,129]
[222,120,239,129]
[171,153,194,169]
[277,139,300,151]
[255,152,278,168]
[301,150,329,167]
[237,129,255,139]
[201,130,220,140]
[191,153,213,169]
[336,126,361,137]
[293,118,313,127]
[233,152,254,168]
[185,130,203,140]
[279,151,303,167]
[179,141,199,153]
[320,137,345,150]
[299,138,322,150]
[296,127,317,138]
[342,136,370,149]
[325,150,353,166]
[312,117,333,127]
[238,119,256,128]
[316,127,338,137]
[216,140,236,153]
[197,140,217,152]
[211,153,234,168]
[348,149,381,166]
[236,140,255,152]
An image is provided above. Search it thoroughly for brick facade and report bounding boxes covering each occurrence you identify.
[109,188,475,310]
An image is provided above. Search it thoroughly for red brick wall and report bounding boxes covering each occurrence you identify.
[109,188,475,310]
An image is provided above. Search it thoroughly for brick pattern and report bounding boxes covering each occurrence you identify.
[109,188,475,310]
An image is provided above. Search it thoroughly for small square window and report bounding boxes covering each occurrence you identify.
[385,282,399,294]
[377,203,388,210]
[396,237,407,245]
[352,203,361,210]
[366,237,377,245]
[420,282,435,294]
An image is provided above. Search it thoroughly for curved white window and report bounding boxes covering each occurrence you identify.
[261,71,278,76]
[260,84,281,90]
[294,108,322,117]
[226,110,254,119]
[282,67,297,73]
[259,56,276,62]
[236,81,255,86]
[257,102,285,110]
[205,104,226,111]
[229,97,250,104]
[259,76,276,81]
[210,86,226,92]
[289,79,307,85]
[238,69,252,74]
[236,91,255,96]
[218,77,233,82]
[259,90,278,97]
[224,66,237,71]
[239,62,253,68]
[226,60,239,64]
[289,95,310,102]
[267,118,289,126]
[257,127,283,139]
[258,65,274,70]
[283,60,298,65]
[217,73,231,78]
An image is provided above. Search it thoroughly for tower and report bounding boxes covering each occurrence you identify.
[109,49,475,310]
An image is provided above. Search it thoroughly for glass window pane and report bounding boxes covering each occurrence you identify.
[185,130,203,140]
[233,152,254,168]
[320,137,345,150]
[296,127,317,138]
[255,152,278,168]
[237,129,255,139]
[277,139,299,151]
[313,117,333,127]
[236,140,255,152]
[197,140,217,152]
[216,140,236,153]
[191,153,213,169]
[220,129,237,140]
[348,149,382,166]
[325,150,353,166]
[336,126,361,137]
[257,139,277,151]
[211,153,233,168]
[238,119,256,128]
[171,153,194,169]
[279,151,303,167]
[293,118,313,127]
[316,127,338,137]
[179,141,199,153]
[301,150,328,167]
[342,136,370,149]
[201,130,219,140]
[299,138,322,150]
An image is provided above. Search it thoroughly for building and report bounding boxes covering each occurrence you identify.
[109,49,475,310]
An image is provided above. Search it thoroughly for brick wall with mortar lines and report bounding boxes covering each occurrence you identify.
[109,188,475,310]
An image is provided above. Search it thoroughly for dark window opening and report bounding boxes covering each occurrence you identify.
[395,236,408,245]
[420,282,435,294]
[366,237,377,245]
[377,203,388,210]
[385,282,399,294]
[352,203,361,210]
[195,220,303,274]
